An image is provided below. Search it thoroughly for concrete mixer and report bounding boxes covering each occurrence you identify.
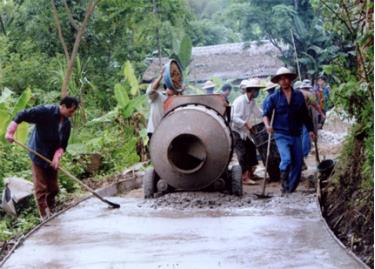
[144,94,242,198]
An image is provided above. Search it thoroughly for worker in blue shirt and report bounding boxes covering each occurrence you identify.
[5,96,80,220]
[263,67,316,194]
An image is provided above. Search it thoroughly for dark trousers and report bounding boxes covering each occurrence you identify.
[31,162,59,218]
[233,131,258,173]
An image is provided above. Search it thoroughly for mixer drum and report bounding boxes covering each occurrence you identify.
[150,104,232,190]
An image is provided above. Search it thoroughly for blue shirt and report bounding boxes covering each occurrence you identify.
[262,92,273,111]
[262,89,313,137]
[14,105,71,168]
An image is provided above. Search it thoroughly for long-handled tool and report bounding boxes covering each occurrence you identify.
[14,139,120,209]
[314,139,320,164]
[255,110,275,199]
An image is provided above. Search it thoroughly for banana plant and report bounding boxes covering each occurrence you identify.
[88,61,146,125]
[0,88,32,144]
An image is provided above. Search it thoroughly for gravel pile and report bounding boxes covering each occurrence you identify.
[137,190,316,212]
[138,192,253,210]
[319,129,347,145]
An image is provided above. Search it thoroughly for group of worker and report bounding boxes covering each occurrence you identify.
[234,70,331,191]
[4,63,330,220]
[146,66,331,195]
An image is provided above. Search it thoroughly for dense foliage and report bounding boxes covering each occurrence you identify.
[311,0,373,184]
[312,1,373,266]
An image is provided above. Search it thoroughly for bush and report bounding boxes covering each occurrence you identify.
[0,143,31,194]
[0,197,39,242]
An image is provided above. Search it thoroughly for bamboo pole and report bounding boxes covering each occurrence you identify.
[290,29,301,81]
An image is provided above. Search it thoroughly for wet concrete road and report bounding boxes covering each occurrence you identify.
[3,188,365,269]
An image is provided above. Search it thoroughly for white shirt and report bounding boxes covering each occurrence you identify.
[146,84,168,133]
[231,94,262,139]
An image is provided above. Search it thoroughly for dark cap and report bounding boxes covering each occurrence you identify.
[221,83,232,92]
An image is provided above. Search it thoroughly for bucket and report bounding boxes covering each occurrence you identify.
[317,159,335,180]
[249,122,281,181]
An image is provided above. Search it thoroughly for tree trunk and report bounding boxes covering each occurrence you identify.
[0,15,7,36]
[51,0,99,98]
[294,0,298,11]
[153,0,162,68]
[51,0,70,62]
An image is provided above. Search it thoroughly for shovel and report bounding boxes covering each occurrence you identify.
[14,139,120,209]
[255,110,275,199]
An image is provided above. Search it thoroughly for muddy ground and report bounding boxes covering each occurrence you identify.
[138,179,315,211]
[2,178,367,269]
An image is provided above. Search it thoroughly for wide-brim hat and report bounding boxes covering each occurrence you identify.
[202,80,215,89]
[271,67,297,83]
[293,80,303,90]
[302,79,312,84]
[264,81,278,91]
[301,82,313,89]
[240,78,264,89]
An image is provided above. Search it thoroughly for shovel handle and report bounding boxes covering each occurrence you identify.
[314,140,320,164]
[260,109,275,195]
[13,139,120,208]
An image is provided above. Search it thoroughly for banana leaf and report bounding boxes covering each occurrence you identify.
[114,83,129,108]
[121,95,146,119]
[124,61,139,96]
[178,35,192,69]
[0,110,10,144]
[14,122,29,144]
[11,88,32,118]
[0,88,13,104]
[87,109,119,125]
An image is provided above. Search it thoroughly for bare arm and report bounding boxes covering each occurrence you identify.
[263,116,273,134]
[151,73,163,92]
[146,68,164,102]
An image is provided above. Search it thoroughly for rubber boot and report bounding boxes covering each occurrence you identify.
[280,170,289,195]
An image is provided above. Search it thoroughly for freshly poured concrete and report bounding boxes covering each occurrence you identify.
[3,189,365,269]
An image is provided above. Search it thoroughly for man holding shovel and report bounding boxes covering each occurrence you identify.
[263,67,315,194]
[5,96,79,220]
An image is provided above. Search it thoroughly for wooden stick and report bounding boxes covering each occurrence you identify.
[14,139,120,209]
[260,109,275,196]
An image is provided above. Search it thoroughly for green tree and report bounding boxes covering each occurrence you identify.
[226,0,334,79]
[311,1,373,266]
[311,0,373,179]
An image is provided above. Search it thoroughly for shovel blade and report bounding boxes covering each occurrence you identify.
[254,193,273,199]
